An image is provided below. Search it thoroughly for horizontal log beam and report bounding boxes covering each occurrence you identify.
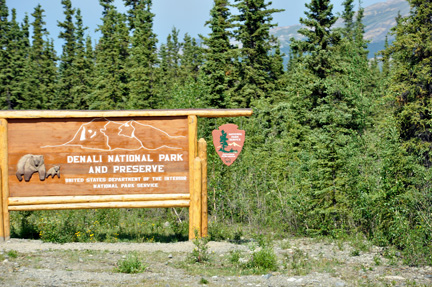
[9,194,190,206]
[0,109,253,119]
[8,200,190,211]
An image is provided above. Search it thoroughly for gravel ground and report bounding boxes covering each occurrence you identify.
[1,237,432,286]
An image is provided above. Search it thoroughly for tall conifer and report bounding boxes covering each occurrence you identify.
[231,0,284,107]
[200,0,235,108]
[55,0,77,109]
[287,0,373,234]
[386,0,432,167]
[71,9,93,109]
[2,10,31,109]
[125,0,158,109]
[89,0,129,109]
[26,4,57,109]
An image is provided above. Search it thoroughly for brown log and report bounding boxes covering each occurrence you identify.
[8,200,190,211]
[188,115,198,210]
[8,194,190,206]
[0,166,3,242]
[198,138,208,237]
[189,157,202,239]
[0,109,253,119]
[0,119,9,241]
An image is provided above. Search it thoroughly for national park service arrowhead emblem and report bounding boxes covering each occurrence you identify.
[212,124,245,166]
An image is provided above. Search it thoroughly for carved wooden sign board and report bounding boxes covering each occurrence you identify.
[9,117,189,197]
[0,109,253,242]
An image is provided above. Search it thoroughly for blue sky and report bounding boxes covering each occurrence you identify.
[5,0,386,52]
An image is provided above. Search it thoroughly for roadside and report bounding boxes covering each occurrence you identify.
[1,237,431,286]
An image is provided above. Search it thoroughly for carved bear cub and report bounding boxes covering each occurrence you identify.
[46,165,61,179]
[16,154,46,182]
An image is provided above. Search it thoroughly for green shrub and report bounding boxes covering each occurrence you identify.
[246,247,278,272]
[189,232,210,263]
[229,250,242,265]
[7,250,18,258]
[116,252,146,274]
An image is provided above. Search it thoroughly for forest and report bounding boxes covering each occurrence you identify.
[0,0,431,266]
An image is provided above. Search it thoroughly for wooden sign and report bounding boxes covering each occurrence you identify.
[212,124,245,166]
[8,117,189,197]
[0,109,253,242]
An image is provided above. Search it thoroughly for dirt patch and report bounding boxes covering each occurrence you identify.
[1,238,431,286]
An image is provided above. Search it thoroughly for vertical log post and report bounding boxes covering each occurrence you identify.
[0,118,9,241]
[189,157,202,239]
[188,115,199,239]
[0,166,3,242]
[198,138,208,237]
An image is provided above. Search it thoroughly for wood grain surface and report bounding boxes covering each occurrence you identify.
[7,116,189,197]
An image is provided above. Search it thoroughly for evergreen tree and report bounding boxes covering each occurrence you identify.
[0,1,10,109]
[166,27,182,79]
[200,0,235,108]
[155,27,182,99]
[26,4,57,109]
[55,0,76,109]
[125,0,158,109]
[385,0,432,167]
[180,33,203,82]
[286,0,373,234]
[89,0,129,109]
[1,9,31,109]
[231,0,284,107]
[70,9,93,109]
[290,0,340,106]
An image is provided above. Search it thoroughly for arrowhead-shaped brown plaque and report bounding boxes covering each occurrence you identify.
[212,124,245,166]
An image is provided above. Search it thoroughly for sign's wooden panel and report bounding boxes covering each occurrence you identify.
[7,116,189,197]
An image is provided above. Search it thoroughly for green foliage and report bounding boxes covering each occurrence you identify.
[200,0,235,108]
[25,4,57,109]
[126,0,158,109]
[115,252,146,273]
[10,209,189,243]
[7,250,18,258]
[88,0,129,110]
[246,246,278,272]
[189,231,210,263]
[385,0,432,167]
[231,0,285,107]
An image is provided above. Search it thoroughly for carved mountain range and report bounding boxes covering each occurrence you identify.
[42,118,186,151]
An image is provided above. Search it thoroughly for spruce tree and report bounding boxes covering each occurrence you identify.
[155,27,182,98]
[2,9,31,109]
[125,0,158,109]
[89,0,129,110]
[200,0,235,108]
[385,0,432,167]
[286,0,372,234]
[231,0,284,108]
[0,0,10,109]
[180,33,203,82]
[26,4,57,109]
[71,9,93,109]
[55,0,76,109]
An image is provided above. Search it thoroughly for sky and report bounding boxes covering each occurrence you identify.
[5,0,387,53]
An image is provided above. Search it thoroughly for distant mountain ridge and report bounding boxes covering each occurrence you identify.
[271,0,410,58]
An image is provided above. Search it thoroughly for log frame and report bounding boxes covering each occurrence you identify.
[0,109,252,242]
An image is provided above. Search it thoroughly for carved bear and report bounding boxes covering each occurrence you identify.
[46,165,61,179]
[16,154,46,182]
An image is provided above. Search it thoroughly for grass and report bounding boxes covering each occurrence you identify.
[7,250,18,258]
[0,238,428,286]
[115,252,146,274]
[10,209,189,243]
